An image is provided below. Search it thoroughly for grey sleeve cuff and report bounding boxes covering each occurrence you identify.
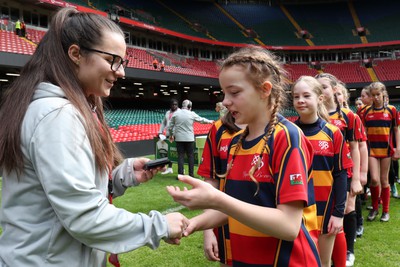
[111,158,139,197]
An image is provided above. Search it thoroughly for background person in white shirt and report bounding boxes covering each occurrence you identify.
[169,100,213,177]
[158,99,179,174]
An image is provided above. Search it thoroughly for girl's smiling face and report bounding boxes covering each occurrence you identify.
[292,80,321,122]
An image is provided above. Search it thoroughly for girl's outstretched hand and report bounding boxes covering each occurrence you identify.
[166,175,219,210]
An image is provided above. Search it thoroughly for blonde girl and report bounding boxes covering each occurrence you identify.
[315,73,362,267]
[292,76,350,267]
[360,86,372,106]
[362,82,400,222]
[315,74,362,194]
[168,46,321,266]
[336,83,369,266]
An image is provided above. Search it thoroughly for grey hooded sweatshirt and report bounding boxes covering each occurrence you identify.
[0,82,169,266]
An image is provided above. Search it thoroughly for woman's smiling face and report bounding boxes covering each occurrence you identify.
[76,31,126,97]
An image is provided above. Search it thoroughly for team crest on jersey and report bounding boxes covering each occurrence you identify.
[251,154,264,169]
[290,174,303,185]
[319,141,329,150]
[219,145,228,153]
[333,119,342,127]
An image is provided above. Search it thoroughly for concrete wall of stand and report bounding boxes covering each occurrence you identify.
[116,135,207,159]
[116,139,155,158]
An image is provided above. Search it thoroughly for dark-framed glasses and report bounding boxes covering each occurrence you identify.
[80,46,129,71]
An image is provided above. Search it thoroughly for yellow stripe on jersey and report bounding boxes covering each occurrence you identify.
[367,126,391,136]
[228,217,269,237]
[303,204,319,232]
[312,170,334,186]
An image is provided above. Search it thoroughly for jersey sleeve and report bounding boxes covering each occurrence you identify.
[354,114,367,142]
[197,122,218,179]
[334,127,353,171]
[391,106,398,127]
[272,125,313,206]
[345,109,356,142]
[397,111,400,126]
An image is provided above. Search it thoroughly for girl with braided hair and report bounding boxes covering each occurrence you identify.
[197,112,244,266]
[167,46,321,266]
[292,76,351,267]
[336,83,369,242]
[361,82,400,222]
[315,73,363,267]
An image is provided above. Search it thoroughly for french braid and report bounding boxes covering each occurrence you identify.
[338,83,350,109]
[249,91,281,196]
[369,82,388,108]
[315,73,343,119]
[221,46,288,196]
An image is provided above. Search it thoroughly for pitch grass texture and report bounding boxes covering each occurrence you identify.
[109,164,400,267]
[108,163,400,267]
[0,164,399,266]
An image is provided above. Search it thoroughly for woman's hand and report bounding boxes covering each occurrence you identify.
[133,157,166,183]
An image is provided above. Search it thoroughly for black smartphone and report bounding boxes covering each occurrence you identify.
[143,157,171,170]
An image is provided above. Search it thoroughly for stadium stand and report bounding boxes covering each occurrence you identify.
[354,0,400,43]
[117,0,209,39]
[222,3,306,46]
[1,0,400,143]
[105,108,214,142]
[126,47,155,70]
[322,62,372,83]
[1,26,398,85]
[25,28,46,45]
[0,30,36,54]
[285,2,360,45]
[284,63,319,82]
[163,0,249,43]
[373,59,400,82]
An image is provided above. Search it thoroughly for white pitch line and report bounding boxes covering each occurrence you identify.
[161,205,186,214]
